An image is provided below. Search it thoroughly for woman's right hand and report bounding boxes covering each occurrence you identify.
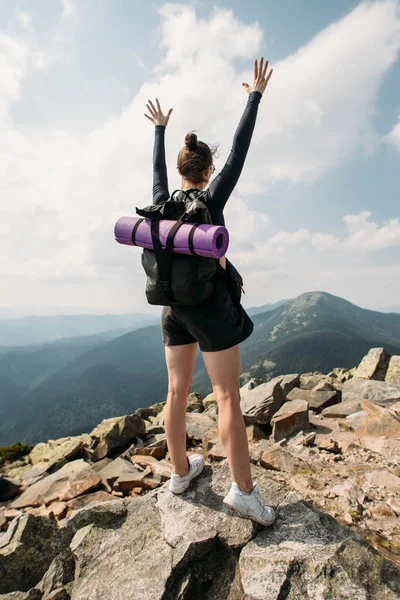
[242,57,273,95]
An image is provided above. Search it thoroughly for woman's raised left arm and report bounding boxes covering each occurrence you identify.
[144,98,173,206]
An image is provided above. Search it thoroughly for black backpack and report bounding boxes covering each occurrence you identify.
[134,189,219,306]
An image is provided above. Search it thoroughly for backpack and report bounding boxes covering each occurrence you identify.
[134,189,219,306]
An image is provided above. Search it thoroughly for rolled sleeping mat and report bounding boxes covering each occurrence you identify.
[114,216,229,259]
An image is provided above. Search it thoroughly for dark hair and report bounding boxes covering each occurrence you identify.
[177,131,219,185]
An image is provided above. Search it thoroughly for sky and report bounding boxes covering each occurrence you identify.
[0,0,399,317]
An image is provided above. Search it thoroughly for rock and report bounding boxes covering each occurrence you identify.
[90,414,146,461]
[299,372,326,389]
[185,413,216,441]
[321,399,363,418]
[386,355,400,385]
[271,399,309,442]
[35,548,75,599]
[345,410,369,430]
[312,381,336,391]
[202,392,217,410]
[341,378,400,407]
[302,432,316,447]
[0,475,21,502]
[97,457,144,492]
[269,373,300,395]
[65,491,116,511]
[206,437,227,462]
[29,435,93,473]
[203,404,218,420]
[386,494,400,516]
[240,380,285,425]
[19,466,49,487]
[317,439,341,454]
[245,423,267,442]
[147,460,173,481]
[259,448,314,475]
[286,387,340,412]
[354,347,391,380]
[0,514,63,594]
[363,470,400,490]
[128,455,157,468]
[57,463,275,600]
[130,446,167,460]
[239,377,266,393]
[369,502,397,519]
[186,392,204,413]
[355,406,400,440]
[10,459,101,509]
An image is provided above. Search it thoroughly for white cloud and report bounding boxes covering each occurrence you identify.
[1,2,400,313]
[15,8,32,31]
[384,112,400,150]
[62,0,79,26]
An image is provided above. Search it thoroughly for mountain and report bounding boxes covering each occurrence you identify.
[1,291,400,446]
[0,313,159,346]
[246,298,290,316]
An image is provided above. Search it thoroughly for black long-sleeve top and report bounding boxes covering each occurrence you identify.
[152,90,262,227]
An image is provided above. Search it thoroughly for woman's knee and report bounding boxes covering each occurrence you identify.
[213,386,241,406]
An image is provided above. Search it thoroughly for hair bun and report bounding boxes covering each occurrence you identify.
[185,132,197,150]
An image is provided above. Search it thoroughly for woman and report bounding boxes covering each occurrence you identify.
[144,57,275,526]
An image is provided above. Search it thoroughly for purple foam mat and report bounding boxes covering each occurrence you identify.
[114,216,229,259]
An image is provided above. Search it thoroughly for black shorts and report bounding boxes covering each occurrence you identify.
[161,267,254,352]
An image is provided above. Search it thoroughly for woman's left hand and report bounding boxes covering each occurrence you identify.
[144,98,173,126]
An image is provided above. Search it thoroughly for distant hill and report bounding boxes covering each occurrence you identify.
[1,291,400,446]
[246,298,290,316]
[0,312,159,346]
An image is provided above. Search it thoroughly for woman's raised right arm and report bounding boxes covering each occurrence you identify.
[207,58,273,210]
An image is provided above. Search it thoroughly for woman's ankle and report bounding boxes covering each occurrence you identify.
[173,456,190,476]
[235,480,255,494]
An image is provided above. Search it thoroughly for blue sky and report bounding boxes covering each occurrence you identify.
[0,0,399,316]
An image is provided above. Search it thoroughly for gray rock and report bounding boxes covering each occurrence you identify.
[97,457,143,492]
[269,373,300,395]
[271,399,309,442]
[240,378,266,393]
[341,378,400,407]
[10,460,101,509]
[286,387,340,412]
[240,381,286,425]
[90,414,146,461]
[0,514,63,594]
[239,492,400,599]
[185,413,216,441]
[29,435,93,473]
[386,355,400,385]
[321,399,363,418]
[354,347,391,381]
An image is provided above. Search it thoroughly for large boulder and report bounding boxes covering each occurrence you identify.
[52,462,399,600]
[10,459,101,509]
[286,387,340,412]
[90,414,146,461]
[269,373,300,395]
[386,355,400,385]
[185,412,216,441]
[341,378,400,407]
[354,347,391,381]
[240,380,285,425]
[0,514,64,594]
[270,399,309,442]
[29,435,93,473]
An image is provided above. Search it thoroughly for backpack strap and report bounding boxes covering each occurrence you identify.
[131,218,144,245]
[150,215,188,302]
[188,223,200,255]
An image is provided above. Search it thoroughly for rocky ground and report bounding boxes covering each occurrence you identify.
[1,346,400,599]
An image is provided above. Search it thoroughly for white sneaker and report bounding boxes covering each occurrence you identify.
[169,453,205,494]
[223,481,276,526]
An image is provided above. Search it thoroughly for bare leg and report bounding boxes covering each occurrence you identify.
[201,344,254,493]
[164,342,198,476]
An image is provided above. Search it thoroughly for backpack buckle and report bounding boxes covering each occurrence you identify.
[160,280,172,292]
